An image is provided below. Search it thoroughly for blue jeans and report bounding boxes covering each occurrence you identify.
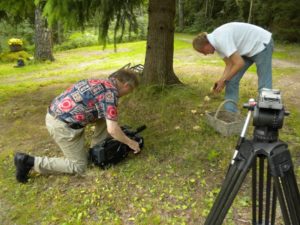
[224,39,274,112]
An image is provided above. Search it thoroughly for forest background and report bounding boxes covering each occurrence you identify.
[1,0,299,56]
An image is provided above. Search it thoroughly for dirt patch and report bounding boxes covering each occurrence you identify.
[273,59,300,69]
[276,73,300,111]
[0,84,67,154]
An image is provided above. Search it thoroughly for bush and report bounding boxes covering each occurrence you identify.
[54,32,98,51]
[0,50,32,63]
[0,20,34,53]
[54,14,148,51]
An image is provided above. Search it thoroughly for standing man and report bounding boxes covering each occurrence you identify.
[14,69,141,183]
[193,22,273,112]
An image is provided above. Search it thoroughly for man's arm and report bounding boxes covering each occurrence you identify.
[214,52,245,93]
[106,119,141,154]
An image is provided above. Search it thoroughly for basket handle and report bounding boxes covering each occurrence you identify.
[214,99,238,119]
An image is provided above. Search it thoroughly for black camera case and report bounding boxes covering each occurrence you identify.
[89,125,146,169]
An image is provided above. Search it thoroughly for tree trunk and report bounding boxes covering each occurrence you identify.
[247,0,254,23]
[142,0,181,86]
[56,21,64,44]
[205,0,209,18]
[178,0,184,31]
[209,0,215,18]
[34,5,54,61]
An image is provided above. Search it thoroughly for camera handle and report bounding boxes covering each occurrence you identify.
[230,98,256,166]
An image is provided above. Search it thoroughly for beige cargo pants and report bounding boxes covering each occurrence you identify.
[33,113,108,175]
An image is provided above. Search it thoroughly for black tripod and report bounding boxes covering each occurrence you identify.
[204,98,300,225]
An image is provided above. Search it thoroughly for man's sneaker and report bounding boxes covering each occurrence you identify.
[14,152,34,183]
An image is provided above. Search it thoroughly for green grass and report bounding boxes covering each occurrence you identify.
[273,42,300,62]
[0,33,300,225]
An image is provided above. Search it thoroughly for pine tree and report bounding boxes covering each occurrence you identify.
[43,0,181,86]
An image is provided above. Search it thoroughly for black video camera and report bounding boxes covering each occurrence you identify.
[89,125,146,169]
[252,88,288,142]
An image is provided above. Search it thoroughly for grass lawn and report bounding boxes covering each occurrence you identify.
[0,33,300,225]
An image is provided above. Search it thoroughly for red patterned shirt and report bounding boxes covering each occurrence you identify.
[49,78,119,126]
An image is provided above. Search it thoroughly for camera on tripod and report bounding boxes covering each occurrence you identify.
[205,88,300,225]
[245,88,289,142]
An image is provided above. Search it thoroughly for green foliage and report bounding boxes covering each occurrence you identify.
[54,31,98,51]
[0,19,34,53]
[271,1,300,42]
[184,11,214,33]
[0,50,32,62]
[43,0,146,48]
[207,149,220,162]
[0,0,35,22]
[176,0,300,43]
[53,13,148,52]
[0,0,35,53]
[176,0,243,33]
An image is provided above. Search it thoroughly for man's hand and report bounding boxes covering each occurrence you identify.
[127,139,141,154]
[218,52,244,90]
[106,119,141,154]
[213,79,226,93]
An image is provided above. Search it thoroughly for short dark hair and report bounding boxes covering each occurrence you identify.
[192,32,209,51]
[113,69,139,88]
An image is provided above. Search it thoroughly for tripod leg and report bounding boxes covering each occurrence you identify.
[205,164,243,225]
[273,177,291,225]
[268,143,300,225]
[204,141,255,225]
[258,157,265,224]
[264,164,272,225]
[252,156,274,225]
[271,183,277,225]
[284,170,300,213]
[252,158,257,224]
[252,155,277,225]
[215,165,252,225]
[279,170,300,224]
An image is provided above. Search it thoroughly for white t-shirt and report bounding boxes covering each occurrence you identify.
[207,22,272,58]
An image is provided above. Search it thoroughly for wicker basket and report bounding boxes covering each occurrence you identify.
[205,99,244,136]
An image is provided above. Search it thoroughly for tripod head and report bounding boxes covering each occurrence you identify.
[243,89,289,142]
